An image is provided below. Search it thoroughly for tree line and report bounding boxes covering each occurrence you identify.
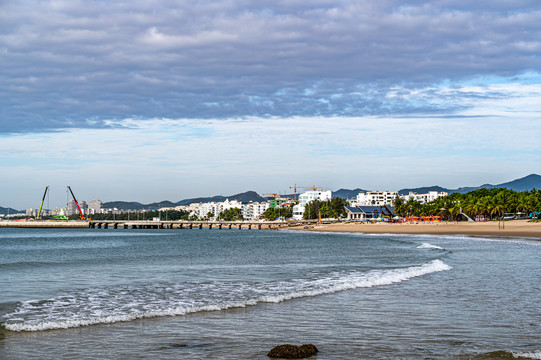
[393,188,541,220]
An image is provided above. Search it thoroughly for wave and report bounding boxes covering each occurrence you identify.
[417,243,444,250]
[474,350,541,359]
[512,351,541,359]
[1,260,451,332]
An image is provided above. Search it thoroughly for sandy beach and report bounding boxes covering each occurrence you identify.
[290,219,541,239]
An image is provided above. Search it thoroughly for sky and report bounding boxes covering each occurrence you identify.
[1,0,541,209]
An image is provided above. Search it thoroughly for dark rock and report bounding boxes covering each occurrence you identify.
[472,351,516,359]
[267,344,318,359]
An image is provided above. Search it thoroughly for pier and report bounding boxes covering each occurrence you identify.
[0,219,326,229]
[88,220,319,230]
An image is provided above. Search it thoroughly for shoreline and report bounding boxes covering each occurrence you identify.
[288,219,541,239]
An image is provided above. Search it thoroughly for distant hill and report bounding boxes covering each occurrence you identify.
[490,174,541,192]
[103,200,188,210]
[0,206,22,215]
[104,191,267,209]
[102,201,145,210]
[95,174,541,211]
[332,188,367,199]
[398,174,541,195]
[176,191,265,206]
[398,186,450,196]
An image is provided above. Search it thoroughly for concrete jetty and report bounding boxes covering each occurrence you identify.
[0,220,88,228]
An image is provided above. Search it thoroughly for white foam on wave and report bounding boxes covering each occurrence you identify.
[2,260,451,332]
[417,243,444,250]
[512,351,541,359]
[259,259,451,303]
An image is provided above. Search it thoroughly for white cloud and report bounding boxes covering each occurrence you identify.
[2,1,541,131]
[2,80,540,208]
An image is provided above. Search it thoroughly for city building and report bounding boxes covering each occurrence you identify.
[26,208,37,217]
[344,205,395,221]
[292,190,332,220]
[87,200,103,215]
[400,191,448,204]
[67,200,87,216]
[241,202,269,220]
[351,191,398,206]
[268,197,294,209]
[195,199,244,219]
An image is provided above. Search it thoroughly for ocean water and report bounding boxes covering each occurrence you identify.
[0,228,539,359]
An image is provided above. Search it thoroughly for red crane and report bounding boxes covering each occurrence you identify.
[67,186,85,220]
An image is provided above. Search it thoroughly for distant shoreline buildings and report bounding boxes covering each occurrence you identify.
[13,188,449,220]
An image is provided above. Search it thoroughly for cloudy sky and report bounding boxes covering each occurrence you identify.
[1,0,540,209]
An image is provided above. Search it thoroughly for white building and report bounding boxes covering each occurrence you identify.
[292,190,332,220]
[196,199,244,219]
[26,208,37,217]
[87,200,103,215]
[400,191,448,204]
[241,202,269,220]
[67,200,87,215]
[351,191,398,206]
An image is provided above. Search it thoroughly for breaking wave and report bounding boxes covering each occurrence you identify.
[1,260,451,332]
[512,351,541,359]
[417,243,444,250]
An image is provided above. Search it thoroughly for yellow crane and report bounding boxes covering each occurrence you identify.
[263,193,279,199]
[289,185,320,202]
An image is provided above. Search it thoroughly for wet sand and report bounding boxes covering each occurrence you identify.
[290,219,541,239]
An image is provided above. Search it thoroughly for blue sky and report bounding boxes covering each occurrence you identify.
[1,0,540,209]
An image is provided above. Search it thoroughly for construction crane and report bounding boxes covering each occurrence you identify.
[37,185,49,219]
[289,185,320,202]
[67,186,86,220]
[299,185,320,191]
[263,193,279,199]
[289,185,298,202]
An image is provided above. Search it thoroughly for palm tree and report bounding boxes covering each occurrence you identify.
[393,197,406,217]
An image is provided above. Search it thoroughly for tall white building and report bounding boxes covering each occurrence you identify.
[292,190,332,220]
[351,191,398,206]
[66,200,86,216]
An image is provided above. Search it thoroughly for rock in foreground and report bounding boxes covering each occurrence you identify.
[267,344,318,359]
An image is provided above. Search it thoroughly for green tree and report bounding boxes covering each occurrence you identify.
[262,206,293,220]
[303,198,348,219]
[217,208,243,221]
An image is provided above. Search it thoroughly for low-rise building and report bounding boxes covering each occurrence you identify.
[344,205,395,221]
[269,197,293,209]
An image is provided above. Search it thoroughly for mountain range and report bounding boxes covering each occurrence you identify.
[397,174,541,195]
[2,174,540,213]
[0,206,21,216]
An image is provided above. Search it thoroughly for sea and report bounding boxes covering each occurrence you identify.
[0,227,539,359]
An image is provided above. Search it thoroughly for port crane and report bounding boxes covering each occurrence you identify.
[67,186,86,220]
[37,185,49,219]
